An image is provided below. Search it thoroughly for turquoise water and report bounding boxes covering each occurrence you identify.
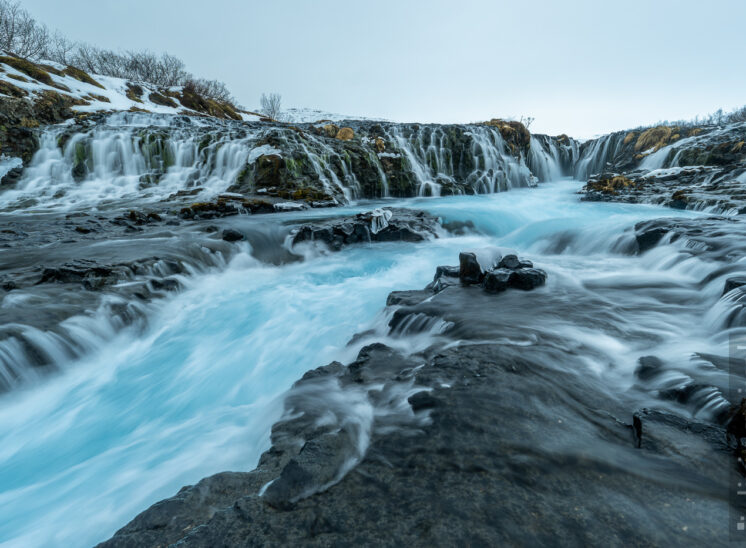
[0,180,721,547]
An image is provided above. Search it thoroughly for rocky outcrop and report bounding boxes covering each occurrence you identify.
[178,195,276,219]
[0,91,83,162]
[290,208,441,251]
[483,118,531,156]
[578,122,746,212]
[583,164,746,213]
[428,249,546,294]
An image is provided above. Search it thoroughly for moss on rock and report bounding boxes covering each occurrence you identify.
[0,56,53,85]
[62,66,104,89]
[148,91,178,108]
[0,80,27,98]
[335,127,354,141]
[126,83,144,103]
[483,119,531,155]
[585,174,638,195]
[634,126,681,152]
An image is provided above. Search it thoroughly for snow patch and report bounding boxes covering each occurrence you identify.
[248,145,282,163]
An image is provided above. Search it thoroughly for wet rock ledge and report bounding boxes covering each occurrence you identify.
[100,255,739,547]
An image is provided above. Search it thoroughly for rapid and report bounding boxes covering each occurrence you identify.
[1,177,741,546]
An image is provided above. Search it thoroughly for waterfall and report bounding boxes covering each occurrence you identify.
[0,113,583,212]
[382,124,568,196]
[527,135,570,182]
[0,113,264,211]
[573,132,628,180]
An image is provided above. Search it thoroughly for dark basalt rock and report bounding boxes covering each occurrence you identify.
[635,225,670,253]
[458,251,483,284]
[441,250,546,294]
[429,265,460,293]
[179,197,275,219]
[635,355,665,381]
[482,268,511,292]
[497,253,521,269]
[291,208,440,251]
[38,262,117,289]
[0,165,23,188]
[1,280,16,291]
[149,278,180,292]
[100,340,737,548]
[221,228,244,242]
[457,248,503,285]
[483,267,546,293]
[724,276,746,296]
[507,267,546,290]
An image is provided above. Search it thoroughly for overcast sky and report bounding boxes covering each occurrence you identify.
[24,0,746,137]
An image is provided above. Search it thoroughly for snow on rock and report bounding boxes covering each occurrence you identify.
[0,56,240,120]
[248,144,282,162]
[284,107,387,124]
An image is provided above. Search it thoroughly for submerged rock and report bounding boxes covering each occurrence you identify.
[724,277,746,296]
[221,228,244,242]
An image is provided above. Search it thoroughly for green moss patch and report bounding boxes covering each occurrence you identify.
[148,91,178,108]
[62,66,104,89]
[0,80,27,97]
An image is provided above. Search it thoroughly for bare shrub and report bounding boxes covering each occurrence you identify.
[260,92,283,121]
[0,0,236,105]
[0,0,49,59]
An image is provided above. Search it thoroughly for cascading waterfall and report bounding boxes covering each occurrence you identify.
[382,124,568,196]
[573,131,628,179]
[0,113,264,211]
[640,121,746,170]
[527,135,576,182]
[0,113,578,212]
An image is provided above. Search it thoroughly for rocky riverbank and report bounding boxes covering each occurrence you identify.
[100,250,744,547]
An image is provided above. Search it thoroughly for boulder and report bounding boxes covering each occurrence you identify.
[459,252,483,284]
[482,269,512,293]
[221,228,245,242]
[429,265,460,293]
[507,268,547,290]
[482,267,546,293]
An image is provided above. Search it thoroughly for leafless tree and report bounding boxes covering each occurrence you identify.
[0,0,49,59]
[0,0,238,105]
[44,31,75,65]
[260,92,283,121]
[186,77,235,103]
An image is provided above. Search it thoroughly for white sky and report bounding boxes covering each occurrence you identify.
[24,0,746,138]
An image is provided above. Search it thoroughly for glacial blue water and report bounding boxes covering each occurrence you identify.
[1,179,730,547]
